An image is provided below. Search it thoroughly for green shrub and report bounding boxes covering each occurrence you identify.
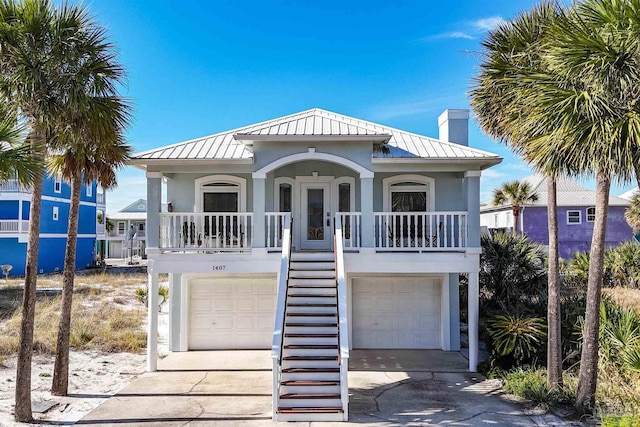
[600,297,640,371]
[486,314,547,367]
[602,415,640,427]
[503,368,575,409]
[135,285,169,308]
[606,242,640,289]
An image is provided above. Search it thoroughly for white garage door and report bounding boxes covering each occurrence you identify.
[352,277,441,349]
[189,277,276,350]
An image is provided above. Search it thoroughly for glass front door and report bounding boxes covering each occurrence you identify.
[300,182,331,250]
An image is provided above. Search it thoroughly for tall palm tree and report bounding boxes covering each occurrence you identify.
[0,0,128,421]
[50,129,131,396]
[470,2,565,389]
[0,103,41,184]
[501,0,640,413]
[492,180,539,235]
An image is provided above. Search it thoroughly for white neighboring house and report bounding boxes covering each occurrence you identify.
[106,199,147,260]
[132,108,501,422]
[620,187,639,201]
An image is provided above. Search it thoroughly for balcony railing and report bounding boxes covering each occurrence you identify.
[96,223,105,235]
[96,193,106,205]
[374,211,467,251]
[0,180,29,192]
[0,219,29,233]
[335,212,361,249]
[160,213,253,251]
[265,212,289,250]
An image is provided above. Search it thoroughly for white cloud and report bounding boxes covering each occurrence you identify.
[366,95,465,121]
[473,16,507,31]
[423,31,474,41]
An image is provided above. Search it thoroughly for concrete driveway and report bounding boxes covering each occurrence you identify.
[78,351,565,426]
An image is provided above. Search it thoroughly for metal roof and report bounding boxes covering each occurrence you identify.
[133,108,500,162]
[482,174,630,211]
[619,187,639,201]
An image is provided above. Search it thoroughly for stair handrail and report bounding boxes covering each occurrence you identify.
[334,214,350,420]
[271,212,292,420]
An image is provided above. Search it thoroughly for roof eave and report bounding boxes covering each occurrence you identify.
[234,134,391,143]
[129,158,254,170]
[372,156,503,169]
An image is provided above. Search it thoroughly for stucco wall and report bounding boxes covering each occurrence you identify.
[522,206,633,258]
[167,173,254,212]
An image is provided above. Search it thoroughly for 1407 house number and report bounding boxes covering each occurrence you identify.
[212,265,226,271]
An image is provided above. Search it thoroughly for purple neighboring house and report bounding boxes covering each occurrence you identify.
[480,174,633,259]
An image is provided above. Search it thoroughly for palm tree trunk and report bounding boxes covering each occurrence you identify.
[513,208,519,235]
[634,164,640,192]
[51,174,82,395]
[546,175,562,388]
[575,171,610,414]
[14,131,45,422]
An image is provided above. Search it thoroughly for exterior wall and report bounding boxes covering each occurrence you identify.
[522,206,633,259]
[0,175,99,275]
[373,172,464,212]
[480,210,513,230]
[167,173,254,212]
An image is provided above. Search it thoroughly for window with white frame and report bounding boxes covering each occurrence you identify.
[53,206,59,221]
[54,175,62,193]
[86,183,92,197]
[195,175,246,213]
[117,221,126,235]
[587,207,596,222]
[383,175,434,212]
[567,210,582,224]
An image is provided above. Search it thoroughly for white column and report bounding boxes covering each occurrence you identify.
[18,194,23,233]
[252,176,266,250]
[146,172,162,254]
[360,177,374,249]
[468,272,479,372]
[464,171,481,248]
[147,270,159,372]
[168,273,182,352]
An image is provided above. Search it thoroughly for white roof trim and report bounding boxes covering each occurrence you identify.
[253,151,374,179]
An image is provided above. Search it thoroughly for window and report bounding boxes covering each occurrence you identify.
[383,175,434,212]
[117,221,126,235]
[138,223,145,231]
[54,175,62,193]
[86,183,92,197]
[567,210,582,224]
[338,183,350,212]
[587,207,596,222]
[279,184,292,212]
[195,175,246,213]
[53,206,59,221]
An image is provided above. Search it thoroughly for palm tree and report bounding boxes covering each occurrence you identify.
[625,194,640,232]
[492,180,539,235]
[0,0,128,421]
[493,0,640,413]
[0,105,42,185]
[470,2,564,389]
[50,131,131,396]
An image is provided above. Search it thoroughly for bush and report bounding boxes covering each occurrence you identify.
[563,243,640,290]
[135,284,169,309]
[485,314,547,368]
[600,297,640,371]
[503,368,575,409]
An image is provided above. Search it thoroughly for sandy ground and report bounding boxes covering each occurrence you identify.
[0,271,169,426]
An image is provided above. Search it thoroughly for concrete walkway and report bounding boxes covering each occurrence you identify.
[79,351,567,426]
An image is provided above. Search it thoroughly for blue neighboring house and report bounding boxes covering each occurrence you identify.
[0,174,106,276]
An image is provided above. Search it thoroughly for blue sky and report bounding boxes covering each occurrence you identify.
[93,0,636,212]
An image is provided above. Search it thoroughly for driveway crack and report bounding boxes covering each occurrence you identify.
[187,372,209,393]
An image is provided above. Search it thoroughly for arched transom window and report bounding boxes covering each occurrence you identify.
[194,175,246,213]
[383,175,435,212]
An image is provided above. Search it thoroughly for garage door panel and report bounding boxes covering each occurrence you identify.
[189,278,276,350]
[353,277,441,349]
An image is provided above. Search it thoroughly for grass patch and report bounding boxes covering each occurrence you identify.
[503,368,576,409]
[602,415,640,426]
[0,294,146,356]
[603,287,640,314]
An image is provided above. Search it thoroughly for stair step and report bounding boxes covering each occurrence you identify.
[287,294,336,298]
[290,261,335,270]
[284,353,338,359]
[286,313,336,317]
[280,393,341,400]
[289,278,336,287]
[279,407,343,413]
[284,344,338,350]
[281,380,340,386]
[287,303,336,307]
[290,252,334,262]
[285,323,337,327]
[282,367,340,373]
[289,270,335,279]
[288,288,337,296]
[285,333,337,338]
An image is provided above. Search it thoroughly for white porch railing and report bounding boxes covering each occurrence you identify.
[0,180,28,192]
[334,214,350,420]
[159,212,253,251]
[271,213,292,420]
[96,193,106,205]
[374,211,467,251]
[96,223,105,235]
[335,212,361,249]
[0,219,29,233]
[265,212,289,250]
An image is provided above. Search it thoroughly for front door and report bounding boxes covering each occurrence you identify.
[300,182,331,250]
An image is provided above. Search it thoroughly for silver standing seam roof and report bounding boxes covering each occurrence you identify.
[132,108,500,162]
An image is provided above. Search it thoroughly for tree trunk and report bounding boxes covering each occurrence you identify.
[512,208,519,235]
[14,133,45,422]
[575,171,610,414]
[634,164,640,192]
[546,176,563,388]
[51,174,82,395]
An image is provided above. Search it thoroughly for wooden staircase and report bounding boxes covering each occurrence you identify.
[277,251,345,422]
